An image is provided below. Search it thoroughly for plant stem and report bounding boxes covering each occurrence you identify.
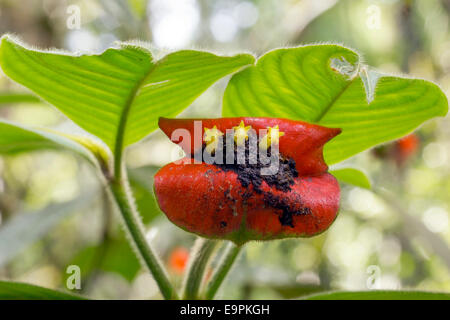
[109,175,178,300]
[204,241,242,300]
[182,238,217,300]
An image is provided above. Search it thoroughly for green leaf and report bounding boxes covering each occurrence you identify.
[0,92,40,105]
[0,35,255,155]
[304,290,450,300]
[0,119,111,170]
[268,284,324,299]
[0,280,86,300]
[67,237,141,283]
[0,191,97,267]
[222,44,448,164]
[0,120,100,164]
[97,238,142,282]
[0,120,60,154]
[330,168,371,189]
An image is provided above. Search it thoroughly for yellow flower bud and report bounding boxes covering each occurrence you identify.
[259,125,285,150]
[233,120,252,146]
[204,125,224,154]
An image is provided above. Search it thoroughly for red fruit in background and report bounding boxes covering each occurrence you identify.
[154,117,341,245]
[395,133,420,166]
[372,133,420,168]
[168,247,189,274]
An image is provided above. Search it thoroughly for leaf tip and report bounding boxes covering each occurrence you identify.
[237,52,256,65]
[0,33,28,52]
[0,33,16,61]
[0,33,13,44]
[117,40,154,58]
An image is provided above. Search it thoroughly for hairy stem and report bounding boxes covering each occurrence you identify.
[109,173,177,300]
[182,238,218,300]
[204,241,242,300]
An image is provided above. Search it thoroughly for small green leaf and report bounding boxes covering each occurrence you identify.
[304,290,450,300]
[222,44,448,164]
[330,168,371,189]
[0,92,40,105]
[0,280,86,300]
[0,35,255,155]
[0,120,100,164]
[67,237,141,283]
[0,120,60,154]
[269,284,324,299]
[0,191,97,267]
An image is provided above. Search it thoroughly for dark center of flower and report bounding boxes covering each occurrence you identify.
[192,126,313,228]
[212,139,298,193]
[199,139,310,228]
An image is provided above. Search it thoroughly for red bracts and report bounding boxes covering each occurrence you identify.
[154,117,341,245]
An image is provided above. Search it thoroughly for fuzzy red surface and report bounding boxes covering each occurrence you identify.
[154,159,340,243]
[155,117,341,243]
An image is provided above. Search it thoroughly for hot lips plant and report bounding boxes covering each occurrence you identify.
[155,117,340,243]
[0,36,447,300]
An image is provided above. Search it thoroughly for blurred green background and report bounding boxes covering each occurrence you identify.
[0,0,449,299]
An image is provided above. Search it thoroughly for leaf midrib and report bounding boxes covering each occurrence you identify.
[314,55,363,123]
[113,60,158,178]
[314,76,357,123]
